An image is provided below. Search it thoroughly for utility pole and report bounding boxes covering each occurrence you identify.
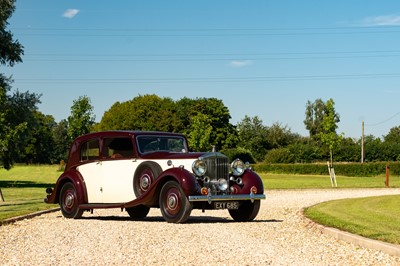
[361,121,364,163]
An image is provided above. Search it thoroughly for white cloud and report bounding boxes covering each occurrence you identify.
[229,60,253,68]
[359,14,400,26]
[63,9,80,19]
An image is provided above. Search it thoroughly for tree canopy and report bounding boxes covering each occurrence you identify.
[67,95,96,142]
[0,1,42,169]
[96,94,238,151]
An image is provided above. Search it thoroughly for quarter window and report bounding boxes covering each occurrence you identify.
[80,139,100,161]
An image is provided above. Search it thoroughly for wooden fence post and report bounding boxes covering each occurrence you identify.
[0,188,4,202]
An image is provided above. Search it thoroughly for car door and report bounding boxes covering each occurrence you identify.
[77,138,103,203]
[100,137,138,203]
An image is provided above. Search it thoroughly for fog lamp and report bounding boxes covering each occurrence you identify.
[218,179,228,191]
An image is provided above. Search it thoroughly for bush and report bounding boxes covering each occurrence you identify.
[254,162,399,177]
[264,148,294,163]
[221,147,256,163]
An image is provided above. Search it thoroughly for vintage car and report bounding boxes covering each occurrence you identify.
[45,131,265,223]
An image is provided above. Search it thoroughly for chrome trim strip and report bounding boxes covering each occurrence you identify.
[188,193,266,203]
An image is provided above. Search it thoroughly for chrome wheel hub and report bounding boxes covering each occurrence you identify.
[167,193,178,210]
[65,193,74,208]
[140,174,150,190]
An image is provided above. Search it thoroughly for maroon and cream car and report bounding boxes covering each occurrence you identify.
[45,131,265,223]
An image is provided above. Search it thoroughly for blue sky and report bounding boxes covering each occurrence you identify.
[4,1,400,139]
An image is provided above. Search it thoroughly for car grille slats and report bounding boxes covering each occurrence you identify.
[204,154,229,194]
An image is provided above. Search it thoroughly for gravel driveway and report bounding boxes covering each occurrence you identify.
[1,188,400,265]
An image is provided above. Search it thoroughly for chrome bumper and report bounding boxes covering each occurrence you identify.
[188,192,266,204]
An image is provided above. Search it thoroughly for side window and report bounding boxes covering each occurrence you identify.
[137,136,187,153]
[168,139,186,152]
[104,137,134,159]
[80,139,100,161]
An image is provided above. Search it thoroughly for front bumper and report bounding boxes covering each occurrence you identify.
[188,192,266,204]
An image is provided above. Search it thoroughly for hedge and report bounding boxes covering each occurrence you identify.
[253,162,400,177]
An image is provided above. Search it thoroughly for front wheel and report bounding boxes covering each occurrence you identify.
[228,200,261,222]
[159,181,192,223]
[59,182,83,219]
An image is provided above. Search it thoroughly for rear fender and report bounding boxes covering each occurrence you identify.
[46,170,88,205]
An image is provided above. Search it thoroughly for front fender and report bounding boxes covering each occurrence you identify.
[45,169,88,205]
[233,169,264,195]
[157,167,198,196]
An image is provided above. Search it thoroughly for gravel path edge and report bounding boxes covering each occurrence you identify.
[302,209,400,257]
[0,207,60,226]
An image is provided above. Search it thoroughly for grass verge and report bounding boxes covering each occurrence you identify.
[259,173,400,189]
[0,165,59,221]
[304,195,400,245]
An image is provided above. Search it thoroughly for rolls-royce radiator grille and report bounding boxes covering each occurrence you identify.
[205,156,228,180]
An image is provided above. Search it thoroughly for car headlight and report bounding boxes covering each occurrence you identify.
[231,158,245,176]
[192,159,207,176]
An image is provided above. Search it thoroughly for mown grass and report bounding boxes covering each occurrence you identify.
[304,195,400,245]
[259,173,400,189]
[0,165,59,221]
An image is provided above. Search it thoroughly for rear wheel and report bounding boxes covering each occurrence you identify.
[228,200,260,222]
[159,181,192,223]
[59,182,84,219]
[126,205,150,220]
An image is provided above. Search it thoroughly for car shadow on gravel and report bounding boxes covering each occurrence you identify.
[79,215,282,224]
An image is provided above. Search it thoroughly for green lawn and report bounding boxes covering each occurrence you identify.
[0,165,60,221]
[259,173,400,189]
[304,195,400,245]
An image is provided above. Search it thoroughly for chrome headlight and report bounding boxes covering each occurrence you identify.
[231,158,245,176]
[192,159,207,176]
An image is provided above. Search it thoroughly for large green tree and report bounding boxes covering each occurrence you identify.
[187,113,213,151]
[304,98,340,139]
[384,126,400,143]
[236,115,268,162]
[67,95,96,142]
[51,119,70,163]
[97,95,237,151]
[0,0,23,67]
[177,97,238,151]
[0,1,43,167]
[97,94,178,132]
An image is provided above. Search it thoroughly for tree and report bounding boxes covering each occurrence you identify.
[177,97,238,151]
[97,95,237,151]
[97,94,178,132]
[0,0,23,67]
[304,98,340,139]
[315,99,343,166]
[266,122,299,149]
[67,95,95,141]
[187,113,213,151]
[22,112,56,164]
[0,1,28,169]
[51,119,70,163]
[236,116,268,162]
[384,126,400,143]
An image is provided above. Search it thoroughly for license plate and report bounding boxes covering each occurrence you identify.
[214,201,239,210]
